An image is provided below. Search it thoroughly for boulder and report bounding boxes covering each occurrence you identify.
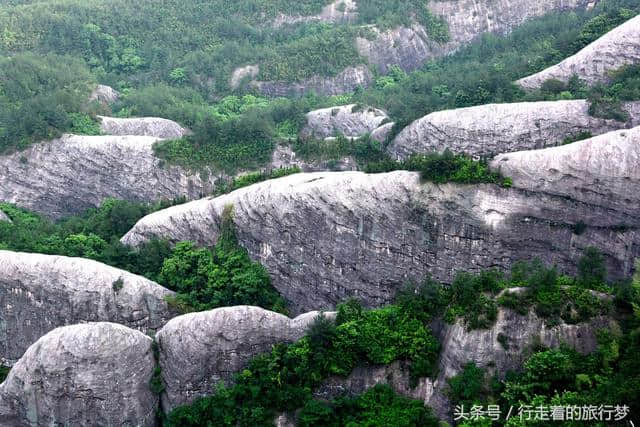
[230,65,260,90]
[122,166,640,314]
[0,323,157,427]
[370,122,395,143]
[300,104,389,140]
[0,250,175,365]
[88,84,120,106]
[388,100,640,159]
[0,210,10,223]
[0,134,216,219]
[98,116,190,139]
[518,15,640,89]
[157,306,332,411]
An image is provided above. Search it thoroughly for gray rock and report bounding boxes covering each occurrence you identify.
[0,134,217,219]
[315,307,613,420]
[0,322,157,427]
[370,122,395,143]
[88,84,120,106]
[272,0,357,27]
[0,250,176,365]
[300,104,389,139]
[490,126,640,218]
[98,115,190,139]
[518,15,640,89]
[122,166,640,314]
[389,100,640,159]
[157,306,333,412]
[271,144,358,172]
[229,65,260,90]
[358,0,595,74]
[251,65,373,97]
[0,210,10,223]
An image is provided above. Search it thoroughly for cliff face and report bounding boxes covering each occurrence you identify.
[0,323,157,427]
[122,142,640,314]
[0,250,175,365]
[518,14,640,89]
[157,306,332,412]
[389,100,640,159]
[0,134,216,219]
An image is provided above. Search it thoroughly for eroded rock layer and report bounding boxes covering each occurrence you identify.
[98,116,190,139]
[301,104,389,139]
[0,250,175,365]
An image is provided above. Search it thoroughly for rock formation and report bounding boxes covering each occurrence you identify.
[0,250,175,365]
[388,100,640,159]
[358,0,596,74]
[315,306,613,420]
[370,122,395,143]
[88,84,120,106]
[230,65,260,90]
[157,306,333,411]
[98,116,190,139]
[251,65,373,97]
[0,134,216,219]
[272,0,357,28]
[518,15,640,89]
[270,144,358,172]
[0,210,10,223]
[122,155,640,314]
[0,323,157,427]
[300,104,389,139]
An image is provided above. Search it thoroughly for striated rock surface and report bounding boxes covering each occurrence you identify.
[300,104,389,139]
[98,115,190,139]
[0,210,10,223]
[122,166,640,314]
[389,100,640,159]
[272,0,357,27]
[0,323,157,427]
[518,15,640,89]
[251,65,373,97]
[157,306,332,411]
[490,126,640,217]
[315,307,613,420]
[0,134,216,219]
[370,122,395,143]
[0,250,175,365]
[88,84,120,106]
[358,0,596,74]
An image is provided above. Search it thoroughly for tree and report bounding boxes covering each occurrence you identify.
[578,246,607,288]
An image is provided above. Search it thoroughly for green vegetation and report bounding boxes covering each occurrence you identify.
[0,365,9,383]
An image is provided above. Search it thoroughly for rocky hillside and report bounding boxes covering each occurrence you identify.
[122,127,640,313]
[518,14,640,89]
[0,250,175,365]
[389,99,640,158]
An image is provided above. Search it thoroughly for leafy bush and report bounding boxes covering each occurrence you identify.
[447,363,486,408]
[0,365,9,383]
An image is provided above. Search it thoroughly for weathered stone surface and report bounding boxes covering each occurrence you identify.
[88,84,120,106]
[389,100,640,159]
[300,104,389,139]
[98,115,190,139]
[272,0,357,27]
[315,307,613,420]
[518,15,640,89]
[122,166,640,314]
[0,210,10,223]
[271,144,358,172]
[251,65,373,97]
[0,322,157,427]
[358,0,596,74]
[230,65,260,90]
[157,306,333,412]
[490,126,640,218]
[0,134,217,219]
[0,250,176,365]
[370,122,395,143]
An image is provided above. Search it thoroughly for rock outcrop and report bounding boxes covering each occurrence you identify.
[270,144,358,172]
[300,104,389,139]
[388,100,640,159]
[230,65,260,90]
[518,15,640,89]
[122,165,640,314]
[0,323,157,427]
[315,306,613,420]
[157,306,332,411]
[272,0,357,27]
[370,122,395,143]
[0,134,216,219]
[98,116,190,139]
[490,126,640,216]
[0,210,10,223]
[88,84,120,106]
[0,250,175,365]
[251,65,373,97]
[358,0,596,74]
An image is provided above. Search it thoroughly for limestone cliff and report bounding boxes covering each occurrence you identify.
[98,115,190,139]
[157,306,333,411]
[300,104,389,139]
[518,15,640,89]
[389,100,640,159]
[0,250,175,365]
[122,161,640,314]
[0,134,216,219]
[0,323,157,427]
